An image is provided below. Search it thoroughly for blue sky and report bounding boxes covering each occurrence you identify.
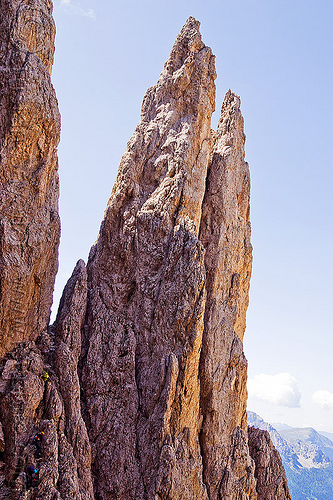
[51,0,333,432]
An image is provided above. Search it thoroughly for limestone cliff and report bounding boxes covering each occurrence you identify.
[0,0,60,359]
[80,18,257,500]
[81,18,216,499]
[0,2,93,498]
[0,4,291,500]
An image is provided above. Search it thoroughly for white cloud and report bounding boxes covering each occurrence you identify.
[59,0,95,19]
[312,390,333,410]
[248,372,301,408]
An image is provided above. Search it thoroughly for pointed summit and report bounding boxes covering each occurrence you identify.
[81,18,216,499]
[164,17,206,74]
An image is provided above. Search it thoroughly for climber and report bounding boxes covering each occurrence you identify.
[25,465,39,489]
[42,372,49,382]
[32,432,44,458]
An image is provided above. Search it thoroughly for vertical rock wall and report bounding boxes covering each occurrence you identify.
[0,0,60,359]
[0,2,94,498]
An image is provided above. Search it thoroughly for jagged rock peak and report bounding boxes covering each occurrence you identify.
[164,17,205,74]
[80,17,257,500]
[101,15,216,242]
[82,17,217,500]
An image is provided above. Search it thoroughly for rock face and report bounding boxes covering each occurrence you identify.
[0,2,93,498]
[80,17,256,500]
[0,260,94,499]
[0,4,291,500]
[248,427,292,500]
[0,0,61,359]
[80,17,215,500]
[199,90,254,500]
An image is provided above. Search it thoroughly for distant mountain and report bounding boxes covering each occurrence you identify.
[287,464,333,500]
[319,430,333,442]
[248,411,333,500]
[272,422,293,431]
[279,427,333,465]
[247,412,302,470]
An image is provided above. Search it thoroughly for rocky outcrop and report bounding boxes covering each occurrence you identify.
[53,259,94,499]
[0,4,291,500]
[248,427,292,500]
[80,17,256,500]
[0,260,94,499]
[0,0,61,359]
[248,411,303,471]
[0,2,93,498]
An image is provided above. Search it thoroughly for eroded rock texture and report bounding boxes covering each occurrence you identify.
[248,427,292,500]
[80,17,257,500]
[0,0,61,359]
[0,4,291,499]
[0,260,94,499]
[81,18,216,499]
[199,90,255,500]
[0,2,93,498]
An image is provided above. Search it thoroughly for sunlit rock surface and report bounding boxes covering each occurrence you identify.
[0,0,60,359]
[80,17,256,500]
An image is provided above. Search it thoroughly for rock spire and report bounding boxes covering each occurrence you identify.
[81,16,216,500]
[80,16,257,500]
